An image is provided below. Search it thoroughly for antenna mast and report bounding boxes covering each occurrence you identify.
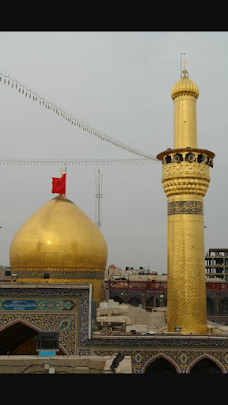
[180,52,185,77]
[95,169,102,229]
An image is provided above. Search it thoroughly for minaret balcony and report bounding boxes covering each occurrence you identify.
[156,148,215,197]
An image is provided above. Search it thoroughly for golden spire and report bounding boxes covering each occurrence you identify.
[170,61,199,149]
[171,58,199,101]
[181,57,188,77]
[157,61,215,334]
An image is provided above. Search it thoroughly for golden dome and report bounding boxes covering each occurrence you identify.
[171,70,199,100]
[10,195,108,272]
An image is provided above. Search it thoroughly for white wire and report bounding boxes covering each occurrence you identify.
[0,68,158,162]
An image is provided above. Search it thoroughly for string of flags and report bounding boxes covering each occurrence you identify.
[0,157,157,166]
[0,68,158,162]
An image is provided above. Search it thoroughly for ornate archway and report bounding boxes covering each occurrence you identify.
[0,320,38,355]
[222,298,228,316]
[146,297,154,312]
[0,320,67,355]
[207,297,215,315]
[143,354,179,374]
[112,296,123,304]
[128,296,141,307]
[188,354,226,374]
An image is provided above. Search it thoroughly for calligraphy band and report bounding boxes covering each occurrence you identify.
[168,201,203,216]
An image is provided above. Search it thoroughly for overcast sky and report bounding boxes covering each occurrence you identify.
[0,31,227,273]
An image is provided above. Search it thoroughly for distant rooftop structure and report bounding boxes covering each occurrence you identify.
[106,265,157,280]
[205,248,228,281]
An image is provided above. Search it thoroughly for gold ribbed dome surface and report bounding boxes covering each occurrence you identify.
[10,195,108,271]
[171,70,199,100]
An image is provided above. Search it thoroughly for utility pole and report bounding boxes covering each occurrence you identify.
[95,169,102,229]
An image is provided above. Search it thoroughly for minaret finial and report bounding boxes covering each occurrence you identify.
[183,58,187,71]
[180,52,189,78]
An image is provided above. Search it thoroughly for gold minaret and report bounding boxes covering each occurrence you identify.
[157,60,215,334]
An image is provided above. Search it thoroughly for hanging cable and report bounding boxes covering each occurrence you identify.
[0,157,157,166]
[0,68,158,161]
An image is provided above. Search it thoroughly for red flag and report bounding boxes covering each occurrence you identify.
[52,173,66,194]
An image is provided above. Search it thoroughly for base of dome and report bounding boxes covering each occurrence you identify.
[11,268,104,280]
[10,268,105,302]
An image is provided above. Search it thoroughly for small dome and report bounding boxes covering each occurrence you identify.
[10,195,108,271]
[171,70,199,100]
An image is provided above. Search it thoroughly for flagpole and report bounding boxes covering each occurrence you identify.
[60,167,63,197]
[64,165,67,197]
[59,165,67,197]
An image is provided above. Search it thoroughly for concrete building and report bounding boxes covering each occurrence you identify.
[205,248,228,280]
[0,354,132,374]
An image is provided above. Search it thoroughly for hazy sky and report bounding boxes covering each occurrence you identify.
[0,31,227,273]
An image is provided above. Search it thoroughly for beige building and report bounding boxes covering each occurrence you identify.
[205,249,228,281]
